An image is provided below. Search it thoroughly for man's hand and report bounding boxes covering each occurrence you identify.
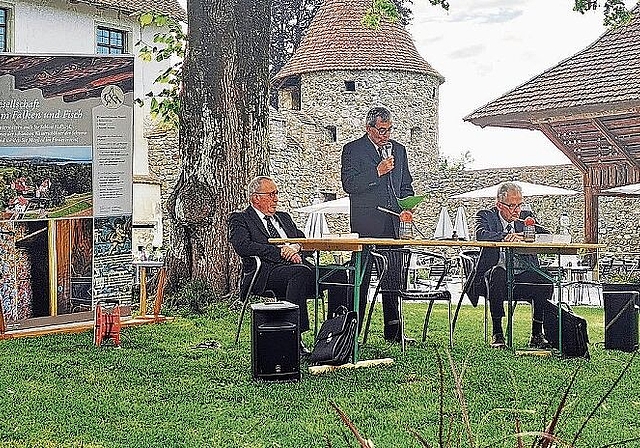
[377,156,394,176]
[280,243,302,263]
[503,232,524,242]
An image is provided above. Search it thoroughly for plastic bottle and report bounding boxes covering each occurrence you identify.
[523,217,536,242]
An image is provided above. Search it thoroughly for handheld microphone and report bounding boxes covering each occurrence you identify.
[382,142,393,159]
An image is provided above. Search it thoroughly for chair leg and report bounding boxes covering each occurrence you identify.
[484,297,488,344]
[399,297,405,354]
[447,300,453,349]
[451,297,464,334]
[235,293,251,344]
[422,301,435,342]
[362,290,377,345]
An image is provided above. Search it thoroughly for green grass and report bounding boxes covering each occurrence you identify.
[0,302,638,448]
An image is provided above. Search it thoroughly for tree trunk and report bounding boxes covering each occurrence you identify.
[165,0,271,296]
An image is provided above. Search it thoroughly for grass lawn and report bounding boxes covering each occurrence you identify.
[0,302,638,448]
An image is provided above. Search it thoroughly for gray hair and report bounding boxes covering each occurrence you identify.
[365,107,392,127]
[496,182,522,201]
[247,176,274,201]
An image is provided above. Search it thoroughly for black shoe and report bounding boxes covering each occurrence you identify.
[299,341,311,359]
[529,332,551,350]
[490,333,506,349]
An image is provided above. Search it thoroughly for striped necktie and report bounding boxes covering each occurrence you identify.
[264,216,281,239]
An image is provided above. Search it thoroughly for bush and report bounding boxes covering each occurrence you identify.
[165,279,216,316]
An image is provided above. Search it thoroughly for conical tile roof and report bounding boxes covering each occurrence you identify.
[274,0,442,83]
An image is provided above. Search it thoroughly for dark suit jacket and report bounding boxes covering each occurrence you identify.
[341,134,414,237]
[465,207,549,306]
[228,206,305,294]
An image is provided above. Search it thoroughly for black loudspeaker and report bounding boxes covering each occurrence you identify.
[251,301,300,381]
[603,290,639,352]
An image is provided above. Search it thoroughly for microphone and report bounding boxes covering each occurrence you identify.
[381,142,393,159]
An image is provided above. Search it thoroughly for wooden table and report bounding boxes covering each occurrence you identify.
[271,237,604,358]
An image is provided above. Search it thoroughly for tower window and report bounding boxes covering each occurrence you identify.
[410,127,421,145]
[344,80,356,92]
[325,125,337,142]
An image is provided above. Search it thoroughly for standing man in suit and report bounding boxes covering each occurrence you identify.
[341,107,415,342]
[229,176,347,355]
[470,182,553,349]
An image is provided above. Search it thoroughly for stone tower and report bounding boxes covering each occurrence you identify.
[271,0,444,214]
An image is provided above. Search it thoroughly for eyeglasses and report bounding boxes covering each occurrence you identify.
[373,126,394,136]
[254,190,279,199]
[499,201,524,211]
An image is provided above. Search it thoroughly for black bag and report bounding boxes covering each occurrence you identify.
[310,307,357,365]
[542,300,590,359]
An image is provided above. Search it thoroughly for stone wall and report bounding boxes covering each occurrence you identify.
[274,69,441,215]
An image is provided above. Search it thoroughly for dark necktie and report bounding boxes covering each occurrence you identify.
[505,223,513,233]
[264,216,281,239]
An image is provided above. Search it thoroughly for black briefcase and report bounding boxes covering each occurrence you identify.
[542,300,590,358]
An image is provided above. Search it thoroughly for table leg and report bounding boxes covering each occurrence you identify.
[506,247,514,348]
[139,267,147,316]
[314,250,320,339]
[352,250,362,363]
[556,253,563,356]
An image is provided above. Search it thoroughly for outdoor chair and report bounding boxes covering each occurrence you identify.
[452,249,481,334]
[234,255,277,344]
[363,248,453,351]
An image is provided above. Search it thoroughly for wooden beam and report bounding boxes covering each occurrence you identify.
[591,118,640,169]
[539,124,588,173]
[583,178,598,245]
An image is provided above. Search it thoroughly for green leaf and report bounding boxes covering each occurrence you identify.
[139,12,153,26]
[397,195,426,210]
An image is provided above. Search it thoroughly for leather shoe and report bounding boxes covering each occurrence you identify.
[529,332,552,350]
[299,341,311,359]
[490,333,506,349]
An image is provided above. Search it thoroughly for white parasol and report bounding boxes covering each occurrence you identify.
[295,197,350,214]
[304,212,329,238]
[433,207,454,239]
[452,181,580,199]
[601,183,640,196]
[452,206,470,240]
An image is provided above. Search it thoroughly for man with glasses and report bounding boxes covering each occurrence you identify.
[469,182,553,349]
[341,107,415,342]
[229,176,348,357]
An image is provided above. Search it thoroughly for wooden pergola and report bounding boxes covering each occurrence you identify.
[464,7,640,244]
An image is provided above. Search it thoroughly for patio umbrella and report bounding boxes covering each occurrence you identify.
[304,212,329,238]
[433,207,454,239]
[601,183,640,196]
[295,197,350,214]
[452,181,580,199]
[453,206,470,240]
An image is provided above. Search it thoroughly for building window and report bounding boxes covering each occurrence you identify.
[410,126,421,145]
[96,26,127,54]
[325,125,337,142]
[0,8,8,52]
[344,80,356,92]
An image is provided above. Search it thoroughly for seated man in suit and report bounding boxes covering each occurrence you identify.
[228,176,348,356]
[469,182,553,349]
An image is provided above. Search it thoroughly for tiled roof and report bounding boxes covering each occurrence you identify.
[464,7,640,128]
[74,0,186,22]
[274,0,442,82]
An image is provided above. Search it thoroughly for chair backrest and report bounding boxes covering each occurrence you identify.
[376,248,449,293]
[459,249,480,296]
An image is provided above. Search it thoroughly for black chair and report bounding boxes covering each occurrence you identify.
[451,249,481,335]
[234,255,277,344]
[363,248,453,351]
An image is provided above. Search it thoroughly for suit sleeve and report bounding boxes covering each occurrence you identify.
[475,209,506,242]
[228,212,282,263]
[397,145,414,199]
[341,140,381,194]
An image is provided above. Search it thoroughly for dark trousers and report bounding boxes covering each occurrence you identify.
[357,248,402,339]
[265,263,348,333]
[486,267,553,324]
